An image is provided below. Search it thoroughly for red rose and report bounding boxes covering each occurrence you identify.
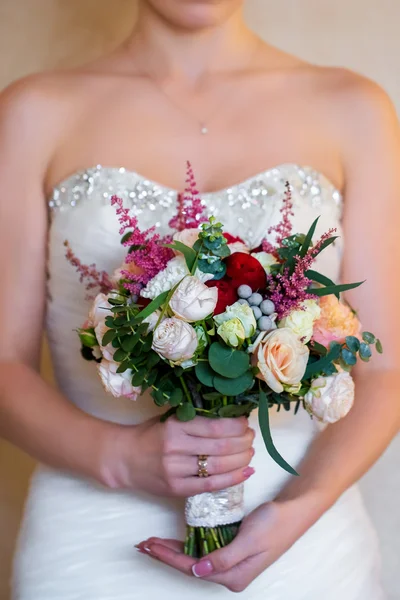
[225,252,267,291]
[206,277,238,315]
[223,232,246,245]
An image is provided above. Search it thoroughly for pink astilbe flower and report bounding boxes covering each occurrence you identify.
[64,240,113,296]
[262,182,294,256]
[169,161,208,231]
[268,227,337,319]
[111,195,174,295]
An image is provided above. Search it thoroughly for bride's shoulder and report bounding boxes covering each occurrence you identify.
[309,66,396,125]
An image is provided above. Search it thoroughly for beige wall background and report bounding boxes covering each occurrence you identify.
[0,1,398,599]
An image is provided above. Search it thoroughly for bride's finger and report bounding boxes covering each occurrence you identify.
[171,465,255,497]
[139,537,184,553]
[182,416,249,439]
[142,541,196,575]
[183,428,254,457]
[167,449,254,477]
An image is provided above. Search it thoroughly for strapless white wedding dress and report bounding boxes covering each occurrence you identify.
[13,164,385,599]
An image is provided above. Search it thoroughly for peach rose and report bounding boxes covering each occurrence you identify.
[252,328,309,394]
[312,296,361,348]
[112,261,144,286]
[173,228,200,250]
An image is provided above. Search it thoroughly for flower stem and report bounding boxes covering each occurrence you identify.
[179,376,192,403]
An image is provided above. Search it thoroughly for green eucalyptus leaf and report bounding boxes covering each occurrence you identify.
[341,348,357,366]
[152,389,167,406]
[208,343,250,379]
[116,360,130,374]
[142,336,153,353]
[213,244,231,258]
[105,316,117,329]
[376,339,383,354]
[346,336,360,354]
[362,332,376,344]
[113,348,128,362]
[359,342,372,361]
[217,403,254,418]
[101,329,116,346]
[145,369,158,388]
[121,333,140,353]
[258,390,298,476]
[213,371,253,396]
[131,367,147,386]
[113,316,128,327]
[176,403,196,422]
[169,388,184,407]
[195,362,215,387]
[146,352,161,369]
[112,337,122,349]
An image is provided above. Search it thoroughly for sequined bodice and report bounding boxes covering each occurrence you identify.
[46,163,343,423]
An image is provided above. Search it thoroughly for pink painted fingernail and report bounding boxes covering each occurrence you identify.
[192,560,213,577]
[243,466,255,479]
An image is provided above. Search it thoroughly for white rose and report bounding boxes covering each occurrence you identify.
[279,299,321,343]
[252,328,309,394]
[304,372,355,424]
[173,228,200,250]
[89,293,113,327]
[152,317,198,363]
[169,276,218,322]
[251,252,278,274]
[214,301,256,338]
[98,360,141,400]
[141,256,213,299]
[228,241,250,255]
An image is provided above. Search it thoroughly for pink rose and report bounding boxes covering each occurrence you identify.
[312,296,361,348]
[98,360,141,400]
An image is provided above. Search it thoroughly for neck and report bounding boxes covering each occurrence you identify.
[126,2,258,82]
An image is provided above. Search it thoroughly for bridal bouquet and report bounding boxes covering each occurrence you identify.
[67,163,382,558]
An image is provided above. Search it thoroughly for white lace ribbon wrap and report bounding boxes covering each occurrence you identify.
[185,483,245,528]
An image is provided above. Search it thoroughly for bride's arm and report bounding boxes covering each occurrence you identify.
[0,78,255,496]
[277,76,400,511]
[0,79,108,479]
[144,75,400,591]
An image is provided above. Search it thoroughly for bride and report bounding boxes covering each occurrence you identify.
[0,1,399,598]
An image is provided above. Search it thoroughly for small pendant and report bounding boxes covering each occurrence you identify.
[200,124,208,135]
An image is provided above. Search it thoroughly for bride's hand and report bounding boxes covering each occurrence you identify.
[136,499,316,592]
[99,416,255,497]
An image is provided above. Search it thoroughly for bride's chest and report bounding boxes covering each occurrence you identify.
[48,164,344,286]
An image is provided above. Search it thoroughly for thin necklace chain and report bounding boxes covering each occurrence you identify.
[143,41,261,136]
